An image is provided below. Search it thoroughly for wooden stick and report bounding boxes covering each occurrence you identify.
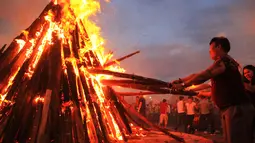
[103,51,140,67]
[101,79,166,87]
[100,80,198,96]
[103,87,132,134]
[88,69,170,87]
[37,34,62,143]
[116,93,185,142]
[0,44,7,55]
[89,70,197,96]
[116,92,158,96]
[0,2,56,70]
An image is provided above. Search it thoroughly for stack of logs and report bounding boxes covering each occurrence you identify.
[0,1,198,143]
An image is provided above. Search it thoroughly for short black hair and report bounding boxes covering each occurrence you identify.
[243,65,255,85]
[163,99,167,102]
[209,37,231,53]
[179,96,184,100]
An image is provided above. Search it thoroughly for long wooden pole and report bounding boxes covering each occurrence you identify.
[103,51,140,67]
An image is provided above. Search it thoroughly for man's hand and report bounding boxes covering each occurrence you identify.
[171,83,185,90]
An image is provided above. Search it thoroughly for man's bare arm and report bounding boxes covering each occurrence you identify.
[187,83,211,91]
[198,91,212,97]
[184,60,225,87]
[181,74,197,82]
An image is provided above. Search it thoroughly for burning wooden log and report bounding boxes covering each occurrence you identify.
[37,33,62,143]
[0,44,7,57]
[88,70,198,96]
[103,86,132,134]
[104,50,140,67]
[115,93,185,142]
[101,79,166,87]
[0,2,57,70]
[100,79,197,96]
[116,91,162,96]
[89,69,169,87]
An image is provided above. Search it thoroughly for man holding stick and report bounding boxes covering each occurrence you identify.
[170,37,254,143]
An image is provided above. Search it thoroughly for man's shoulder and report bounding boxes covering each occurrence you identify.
[216,55,239,69]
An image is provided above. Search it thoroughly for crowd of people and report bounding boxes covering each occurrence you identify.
[134,95,221,134]
[134,37,255,143]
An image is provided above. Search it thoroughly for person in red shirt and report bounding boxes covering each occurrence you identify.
[159,99,169,128]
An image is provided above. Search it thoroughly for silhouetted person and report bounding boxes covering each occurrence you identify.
[138,95,146,117]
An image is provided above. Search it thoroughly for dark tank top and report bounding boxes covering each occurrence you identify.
[211,56,249,110]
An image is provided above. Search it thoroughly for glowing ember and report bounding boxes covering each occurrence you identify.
[15,39,26,53]
[34,96,45,103]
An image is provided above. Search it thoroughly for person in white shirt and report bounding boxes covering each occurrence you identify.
[185,96,197,133]
[175,96,185,131]
[198,96,212,132]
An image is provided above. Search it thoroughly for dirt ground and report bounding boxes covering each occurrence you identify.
[127,130,214,143]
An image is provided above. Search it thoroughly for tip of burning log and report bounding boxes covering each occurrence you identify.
[0,44,7,51]
[104,50,140,67]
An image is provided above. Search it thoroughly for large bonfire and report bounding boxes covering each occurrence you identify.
[0,0,197,142]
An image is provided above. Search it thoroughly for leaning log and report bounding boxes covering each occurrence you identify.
[116,93,185,142]
[101,79,166,87]
[0,2,56,70]
[116,92,158,96]
[88,69,170,87]
[103,51,140,67]
[0,44,7,57]
[101,81,198,96]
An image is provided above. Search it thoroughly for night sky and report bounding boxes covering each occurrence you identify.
[1,0,254,103]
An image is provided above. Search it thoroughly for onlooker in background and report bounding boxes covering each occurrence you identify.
[243,65,255,107]
[135,96,140,110]
[147,101,154,122]
[137,95,146,117]
[185,96,197,134]
[159,99,169,128]
[175,96,185,131]
[198,96,211,133]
